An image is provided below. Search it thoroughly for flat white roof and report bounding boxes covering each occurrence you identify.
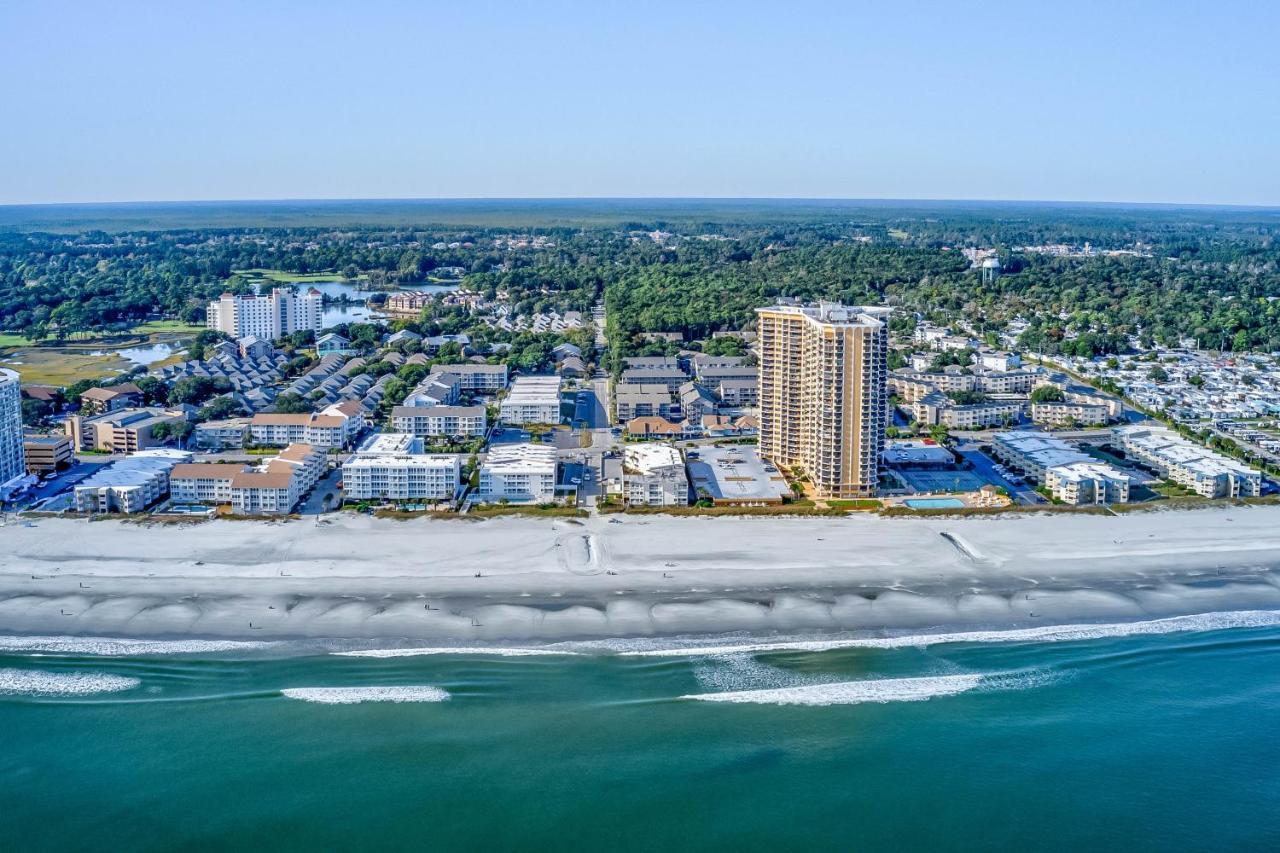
[624,443,683,473]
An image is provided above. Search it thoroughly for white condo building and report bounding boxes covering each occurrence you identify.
[499,376,563,425]
[342,433,462,501]
[0,368,25,487]
[1112,424,1261,498]
[991,431,1131,505]
[206,287,324,340]
[622,443,689,507]
[478,442,558,503]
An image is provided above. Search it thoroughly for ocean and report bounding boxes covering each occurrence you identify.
[3,613,1279,851]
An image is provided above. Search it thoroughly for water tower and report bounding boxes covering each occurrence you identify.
[981,256,1002,284]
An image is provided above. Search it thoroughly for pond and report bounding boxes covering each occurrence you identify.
[280,281,460,329]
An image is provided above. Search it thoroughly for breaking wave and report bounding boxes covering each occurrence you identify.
[0,635,276,657]
[335,646,578,658]
[281,686,450,704]
[0,668,141,697]
[612,610,1280,658]
[682,668,1057,706]
[683,673,985,705]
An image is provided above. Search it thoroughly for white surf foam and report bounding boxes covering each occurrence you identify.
[0,636,276,657]
[281,686,450,704]
[335,646,578,658]
[684,673,984,705]
[614,609,1280,657]
[0,668,141,697]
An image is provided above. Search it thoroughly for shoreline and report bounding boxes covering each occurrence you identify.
[2,507,1279,642]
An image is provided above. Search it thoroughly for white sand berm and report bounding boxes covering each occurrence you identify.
[2,507,1278,641]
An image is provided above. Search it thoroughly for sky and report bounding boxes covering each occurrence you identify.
[2,0,1278,206]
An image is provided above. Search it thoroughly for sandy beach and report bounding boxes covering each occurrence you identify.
[2,507,1279,642]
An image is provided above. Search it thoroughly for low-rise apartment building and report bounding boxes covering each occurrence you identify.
[618,367,688,393]
[432,363,509,393]
[342,433,461,502]
[170,444,325,512]
[1112,424,1261,498]
[478,442,558,503]
[499,376,562,425]
[66,407,190,452]
[1044,461,1131,505]
[1031,401,1112,426]
[622,443,689,507]
[73,449,191,514]
[616,384,679,422]
[194,417,252,450]
[249,411,356,449]
[991,430,1131,505]
[390,405,487,439]
[79,383,142,415]
[22,433,72,474]
[912,394,1022,429]
[716,378,759,407]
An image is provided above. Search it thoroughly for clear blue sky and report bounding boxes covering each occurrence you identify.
[3,0,1278,206]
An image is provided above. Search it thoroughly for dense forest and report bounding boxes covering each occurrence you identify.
[2,201,1278,358]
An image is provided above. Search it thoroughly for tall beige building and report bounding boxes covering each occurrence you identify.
[756,301,890,498]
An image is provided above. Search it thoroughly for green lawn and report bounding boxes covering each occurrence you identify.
[235,268,364,283]
[0,333,33,348]
[130,320,205,335]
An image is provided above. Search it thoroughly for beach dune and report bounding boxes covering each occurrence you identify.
[1,507,1279,642]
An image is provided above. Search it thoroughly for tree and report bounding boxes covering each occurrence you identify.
[1030,385,1065,403]
[197,396,245,422]
[1147,366,1170,383]
[273,392,312,414]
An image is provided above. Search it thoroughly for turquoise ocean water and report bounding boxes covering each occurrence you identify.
[2,615,1279,851]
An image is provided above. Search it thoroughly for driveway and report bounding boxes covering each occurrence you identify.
[299,465,345,514]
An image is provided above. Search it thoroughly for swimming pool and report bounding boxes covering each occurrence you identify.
[904,497,966,509]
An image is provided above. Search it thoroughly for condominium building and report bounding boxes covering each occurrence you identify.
[168,463,240,504]
[78,382,143,415]
[756,301,890,498]
[169,444,325,512]
[0,368,23,487]
[1112,424,1261,498]
[73,449,192,514]
[716,378,759,407]
[383,290,434,317]
[1031,401,1112,427]
[618,367,688,393]
[342,433,461,501]
[499,376,562,425]
[249,411,356,449]
[478,442,558,503]
[22,433,73,474]
[390,405,487,439]
[622,443,689,507]
[432,363,509,393]
[66,407,190,453]
[194,417,252,450]
[913,396,1023,430]
[991,430,1131,505]
[1044,462,1131,505]
[206,287,324,339]
[404,371,462,408]
[616,384,680,422]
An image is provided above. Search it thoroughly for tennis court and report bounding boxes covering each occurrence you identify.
[899,469,987,493]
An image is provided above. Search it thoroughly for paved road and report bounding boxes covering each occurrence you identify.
[299,465,345,514]
[573,382,610,430]
[954,440,1044,504]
